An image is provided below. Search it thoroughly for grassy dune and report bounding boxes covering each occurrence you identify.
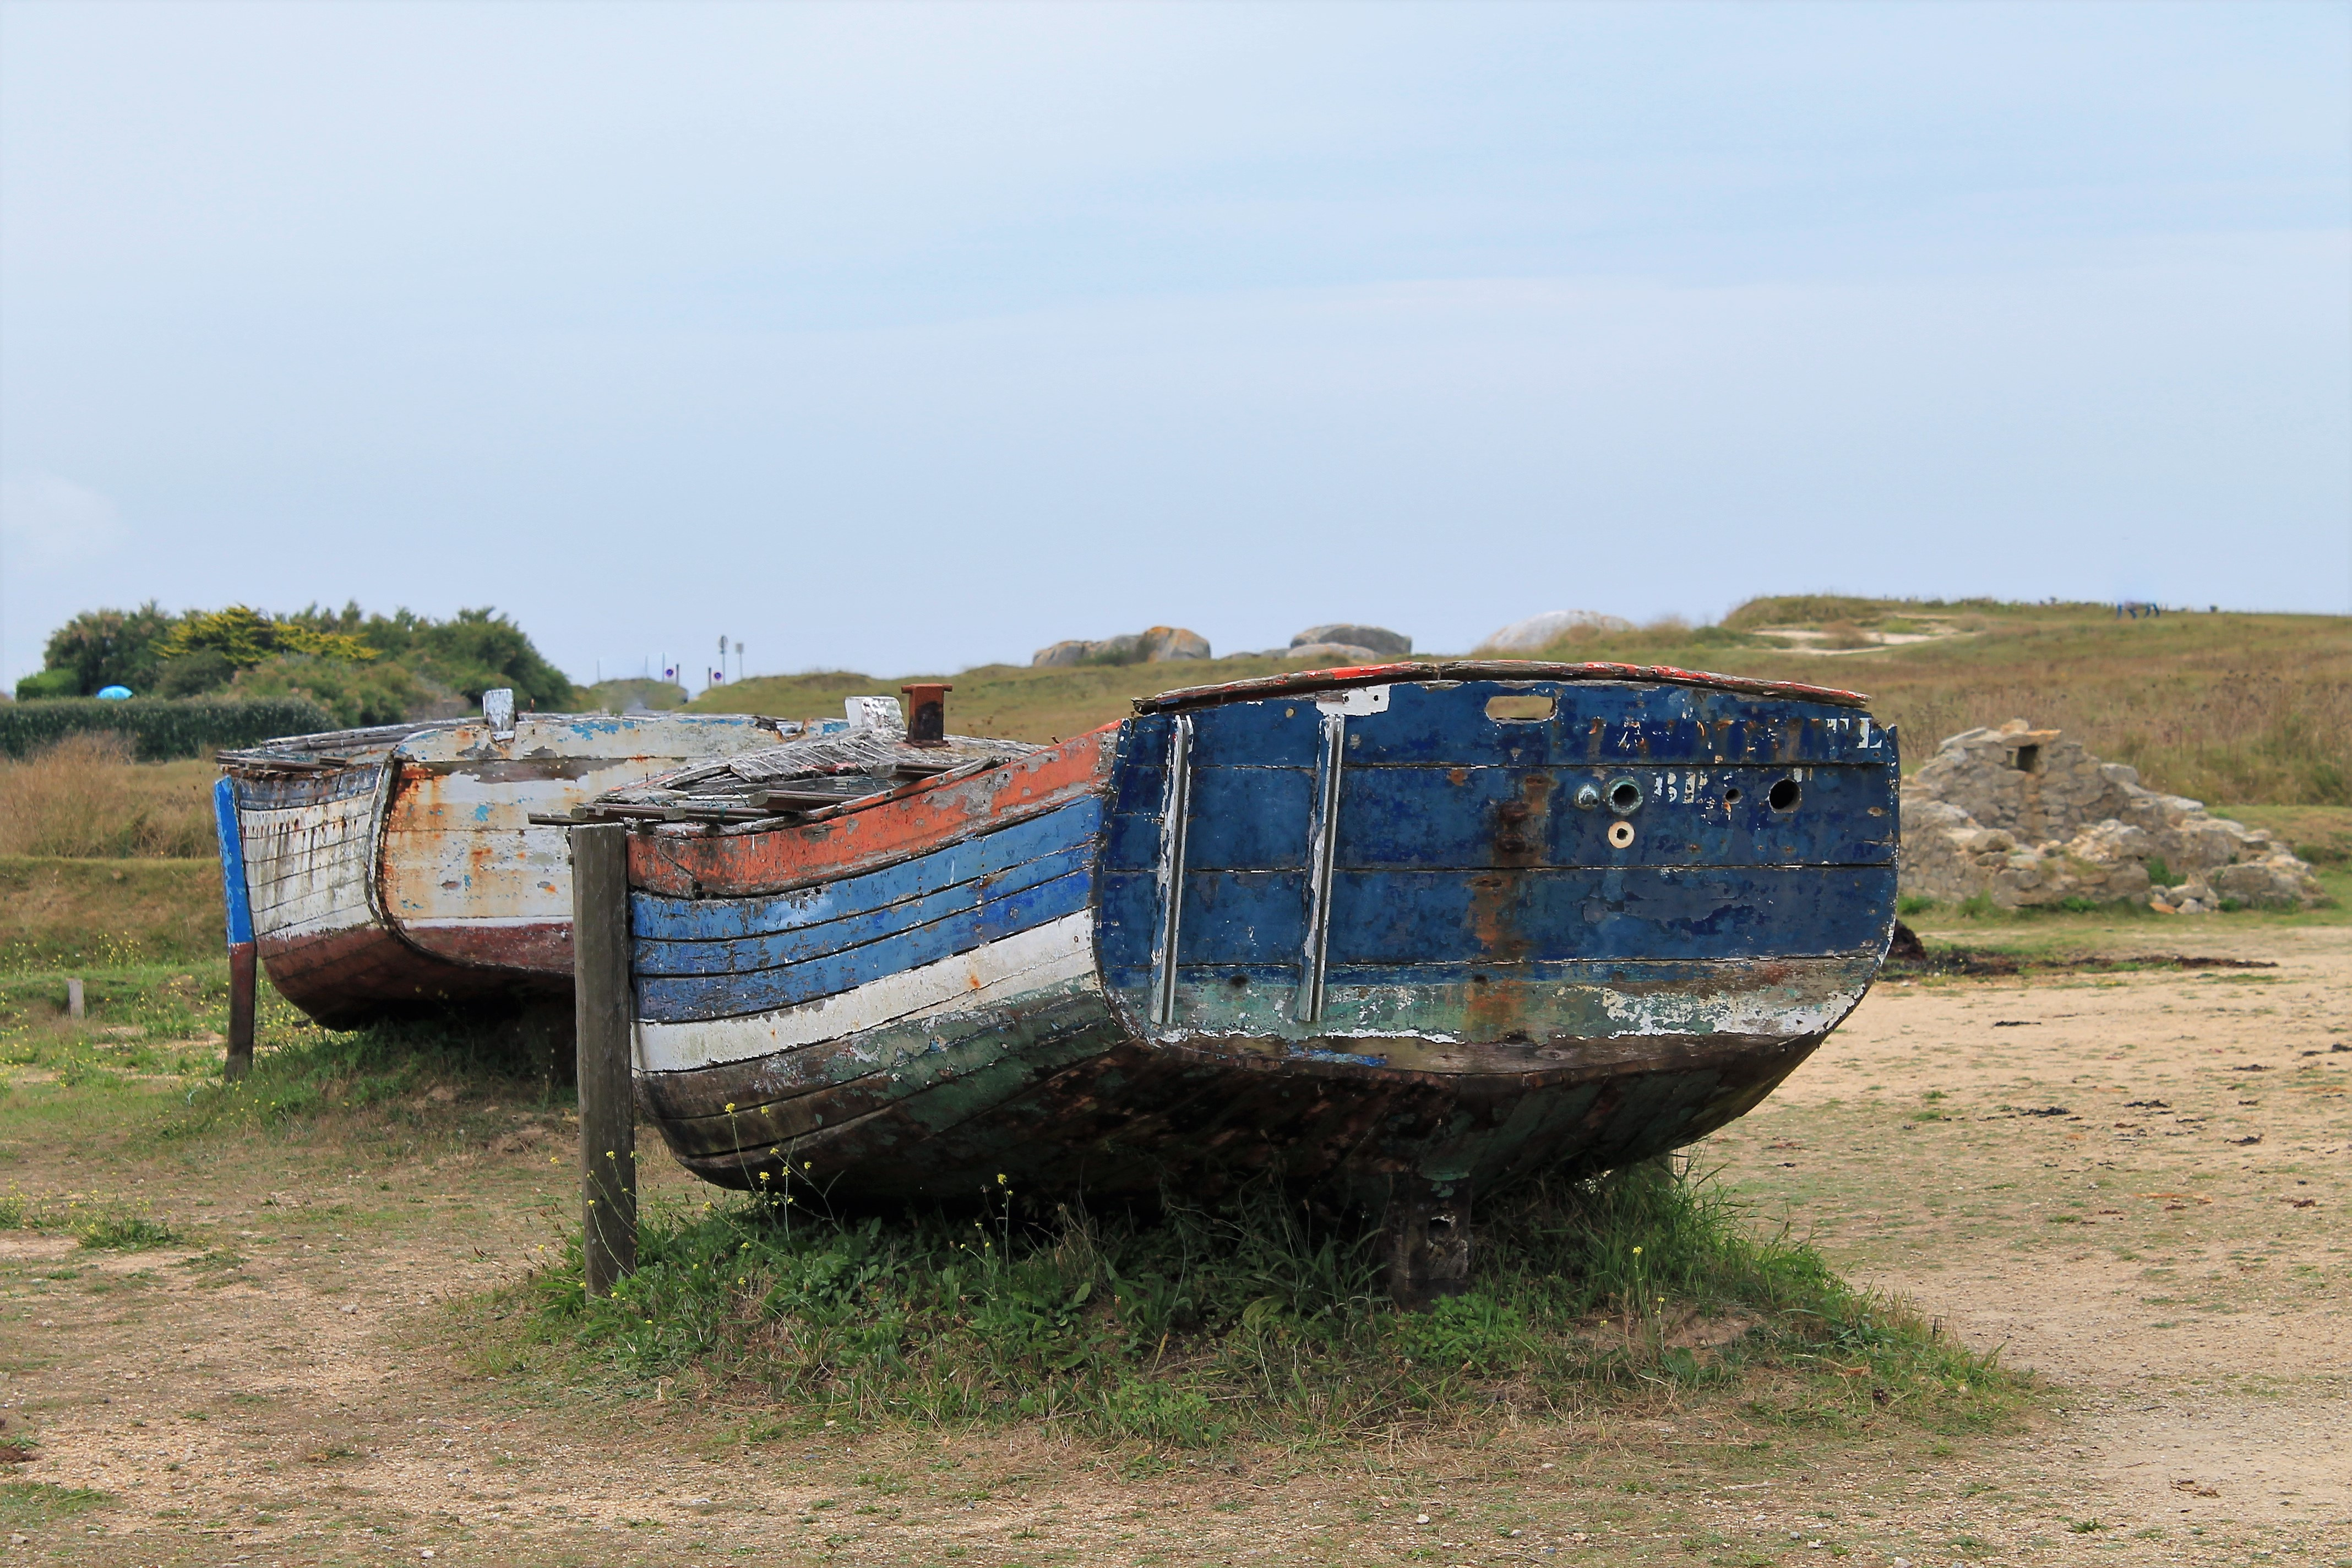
[0,733,217,857]
[691,597,2351,805]
[0,857,222,967]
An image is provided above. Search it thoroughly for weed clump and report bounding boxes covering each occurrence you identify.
[75,1212,181,1251]
[507,1158,2014,1445]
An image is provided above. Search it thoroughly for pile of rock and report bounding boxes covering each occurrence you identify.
[1031,627,1211,667]
[1476,609,1633,652]
[1282,623,1411,663]
[1899,720,2321,913]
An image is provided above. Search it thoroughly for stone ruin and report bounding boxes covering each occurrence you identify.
[1899,720,2322,913]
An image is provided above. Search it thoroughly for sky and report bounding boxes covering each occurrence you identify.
[2,1,2347,690]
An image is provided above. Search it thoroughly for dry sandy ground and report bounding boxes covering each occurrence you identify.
[1712,921,2350,1545]
[2,924,2345,1567]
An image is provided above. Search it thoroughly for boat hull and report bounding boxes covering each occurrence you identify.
[629,674,1900,1204]
[226,713,780,1028]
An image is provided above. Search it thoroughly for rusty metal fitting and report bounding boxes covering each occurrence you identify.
[901,683,951,746]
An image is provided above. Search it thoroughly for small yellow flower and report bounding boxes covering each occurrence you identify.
[725,1103,736,1113]
[1631,1245,1642,1255]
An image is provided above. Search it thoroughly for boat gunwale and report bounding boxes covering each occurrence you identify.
[218,708,796,774]
[1133,659,1870,714]
[638,664,1874,860]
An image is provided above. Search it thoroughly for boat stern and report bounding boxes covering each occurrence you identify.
[1093,669,1899,1187]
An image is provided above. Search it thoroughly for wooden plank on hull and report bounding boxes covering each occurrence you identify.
[633,912,1099,1074]
[636,868,1095,1023]
[629,727,1121,899]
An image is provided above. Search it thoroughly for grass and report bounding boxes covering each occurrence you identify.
[0,1482,110,1527]
[165,1004,573,1142]
[75,1212,182,1251]
[0,861,223,968]
[496,1157,2019,1448]
[689,598,2349,805]
[0,733,217,857]
[2221,803,2352,867]
[0,1188,187,1250]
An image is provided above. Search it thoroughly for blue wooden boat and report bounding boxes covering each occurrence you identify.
[594,662,1898,1294]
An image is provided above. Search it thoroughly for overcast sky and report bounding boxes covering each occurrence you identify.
[3,1,2346,689]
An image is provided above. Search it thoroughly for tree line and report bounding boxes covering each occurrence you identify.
[14,602,574,727]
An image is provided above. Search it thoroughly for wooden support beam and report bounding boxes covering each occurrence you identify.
[570,822,637,1296]
[224,948,255,1081]
[1381,1176,1472,1310]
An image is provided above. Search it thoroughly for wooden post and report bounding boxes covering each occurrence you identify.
[66,978,85,1021]
[570,822,636,1295]
[211,778,256,1081]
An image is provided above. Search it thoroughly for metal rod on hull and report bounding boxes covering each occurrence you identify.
[1150,715,1194,1027]
[1295,711,1346,1023]
[211,778,257,1081]
[571,822,637,1295]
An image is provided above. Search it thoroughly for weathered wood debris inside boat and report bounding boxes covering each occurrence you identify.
[570,663,1900,1299]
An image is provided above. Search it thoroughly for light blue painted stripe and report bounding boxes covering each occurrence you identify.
[635,839,1093,976]
[213,776,254,948]
[638,867,1096,1025]
[630,798,1103,942]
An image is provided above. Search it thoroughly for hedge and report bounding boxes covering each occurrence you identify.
[0,697,337,761]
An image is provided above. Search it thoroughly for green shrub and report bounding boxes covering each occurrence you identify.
[231,654,428,727]
[18,601,575,715]
[0,697,335,760]
[11,668,80,701]
[35,602,177,694]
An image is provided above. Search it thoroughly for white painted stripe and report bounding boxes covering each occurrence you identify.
[635,911,1099,1074]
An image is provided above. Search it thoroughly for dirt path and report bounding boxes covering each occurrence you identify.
[1710,921,2351,1542]
[3,929,2348,1565]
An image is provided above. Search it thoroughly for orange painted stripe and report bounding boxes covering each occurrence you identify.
[629,724,1123,899]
